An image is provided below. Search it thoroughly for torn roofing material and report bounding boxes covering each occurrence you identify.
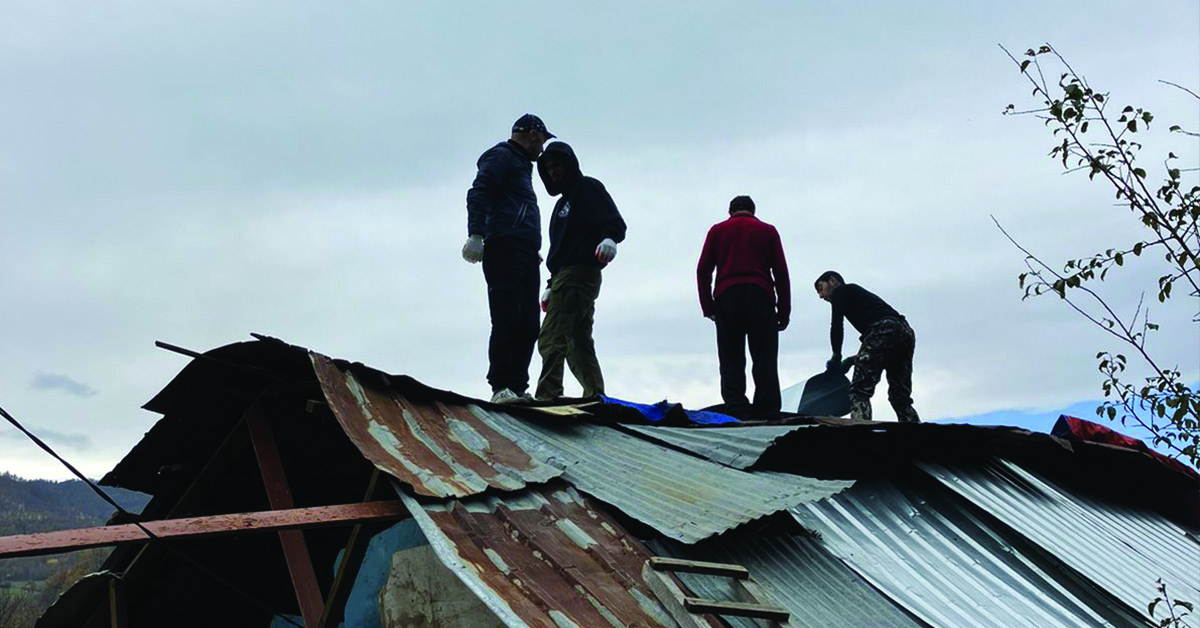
[648,535,923,628]
[791,474,1145,628]
[474,406,854,543]
[314,353,563,498]
[920,458,1200,624]
[626,424,809,469]
[399,482,675,628]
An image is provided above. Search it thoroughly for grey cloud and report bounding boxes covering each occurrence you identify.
[31,372,98,398]
[1,424,92,451]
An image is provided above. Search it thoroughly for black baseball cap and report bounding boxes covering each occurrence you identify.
[512,113,555,138]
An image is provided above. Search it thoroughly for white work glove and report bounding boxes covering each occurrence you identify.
[461,235,484,263]
[540,288,550,313]
[595,238,617,264]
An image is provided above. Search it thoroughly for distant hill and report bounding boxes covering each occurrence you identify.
[0,472,151,588]
[0,472,150,537]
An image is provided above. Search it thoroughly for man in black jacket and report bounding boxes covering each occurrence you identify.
[534,141,627,399]
[815,270,920,422]
[463,114,553,403]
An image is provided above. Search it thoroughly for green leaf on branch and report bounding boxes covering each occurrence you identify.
[1127,120,1138,132]
[1020,60,1031,72]
[1132,168,1146,179]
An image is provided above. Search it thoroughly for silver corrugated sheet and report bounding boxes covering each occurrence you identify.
[648,535,924,628]
[472,406,854,543]
[399,483,675,628]
[920,458,1200,626]
[790,475,1143,628]
[626,424,809,469]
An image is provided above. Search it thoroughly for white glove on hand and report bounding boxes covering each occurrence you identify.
[595,238,617,264]
[461,235,484,263]
[540,288,550,313]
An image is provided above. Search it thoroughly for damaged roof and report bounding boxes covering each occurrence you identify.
[53,336,1198,628]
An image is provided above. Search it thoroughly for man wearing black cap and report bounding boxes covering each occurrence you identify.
[697,196,791,419]
[463,114,554,403]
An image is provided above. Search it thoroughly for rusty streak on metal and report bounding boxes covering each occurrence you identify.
[411,485,677,628]
[247,401,326,628]
[0,501,410,559]
[312,353,561,498]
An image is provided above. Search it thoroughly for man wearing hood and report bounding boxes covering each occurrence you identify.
[463,114,553,404]
[534,141,627,400]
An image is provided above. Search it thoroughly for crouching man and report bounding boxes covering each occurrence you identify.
[814,271,919,422]
[534,141,627,400]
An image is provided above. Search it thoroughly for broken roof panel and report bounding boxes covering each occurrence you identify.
[626,424,809,469]
[791,474,1144,628]
[399,482,675,628]
[920,458,1200,624]
[313,353,563,498]
[476,407,853,543]
[648,535,924,628]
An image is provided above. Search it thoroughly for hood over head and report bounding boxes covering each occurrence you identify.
[537,141,582,196]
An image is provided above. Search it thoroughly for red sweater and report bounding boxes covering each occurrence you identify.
[696,213,791,320]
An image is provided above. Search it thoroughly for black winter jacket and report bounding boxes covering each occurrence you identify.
[466,140,541,247]
[537,142,627,276]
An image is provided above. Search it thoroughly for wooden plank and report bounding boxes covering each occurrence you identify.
[108,578,127,628]
[733,578,795,627]
[316,469,382,628]
[123,417,251,578]
[640,563,722,628]
[683,597,791,621]
[0,501,409,559]
[247,404,324,628]
[648,556,749,579]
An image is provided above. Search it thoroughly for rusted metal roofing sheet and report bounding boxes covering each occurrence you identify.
[313,353,562,498]
[475,407,853,543]
[399,483,676,628]
[790,474,1144,628]
[648,535,924,628]
[921,458,1200,625]
[626,424,808,469]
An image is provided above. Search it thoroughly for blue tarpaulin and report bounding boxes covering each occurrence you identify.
[598,395,738,425]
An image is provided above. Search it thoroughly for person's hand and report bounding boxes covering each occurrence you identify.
[540,288,550,313]
[461,235,484,263]
[595,238,617,264]
[825,354,842,372]
[776,315,789,331]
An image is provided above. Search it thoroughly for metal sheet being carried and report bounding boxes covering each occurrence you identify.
[626,424,809,469]
[648,535,923,628]
[313,354,562,498]
[920,458,1200,626]
[791,475,1145,628]
[400,483,675,628]
[476,408,853,543]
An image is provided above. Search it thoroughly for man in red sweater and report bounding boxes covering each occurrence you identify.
[696,196,791,419]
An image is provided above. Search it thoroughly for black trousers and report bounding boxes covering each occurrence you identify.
[715,283,781,418]
[482,237,540,394]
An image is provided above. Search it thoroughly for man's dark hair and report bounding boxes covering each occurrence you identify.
[814,270,844,288]
[728,195,755,215]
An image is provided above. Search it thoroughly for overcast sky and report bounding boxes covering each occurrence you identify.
[2,2,1197,480]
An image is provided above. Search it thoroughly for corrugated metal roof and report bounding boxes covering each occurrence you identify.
[648,535,925,628]
[475,407,853,543]
[626,424,808,469]
[399,482,676,628]
[789,473,1144,628]
[920,458,1200,625]
[313,353,563,498]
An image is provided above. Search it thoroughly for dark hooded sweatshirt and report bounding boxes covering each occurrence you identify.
[537,142,627,277]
